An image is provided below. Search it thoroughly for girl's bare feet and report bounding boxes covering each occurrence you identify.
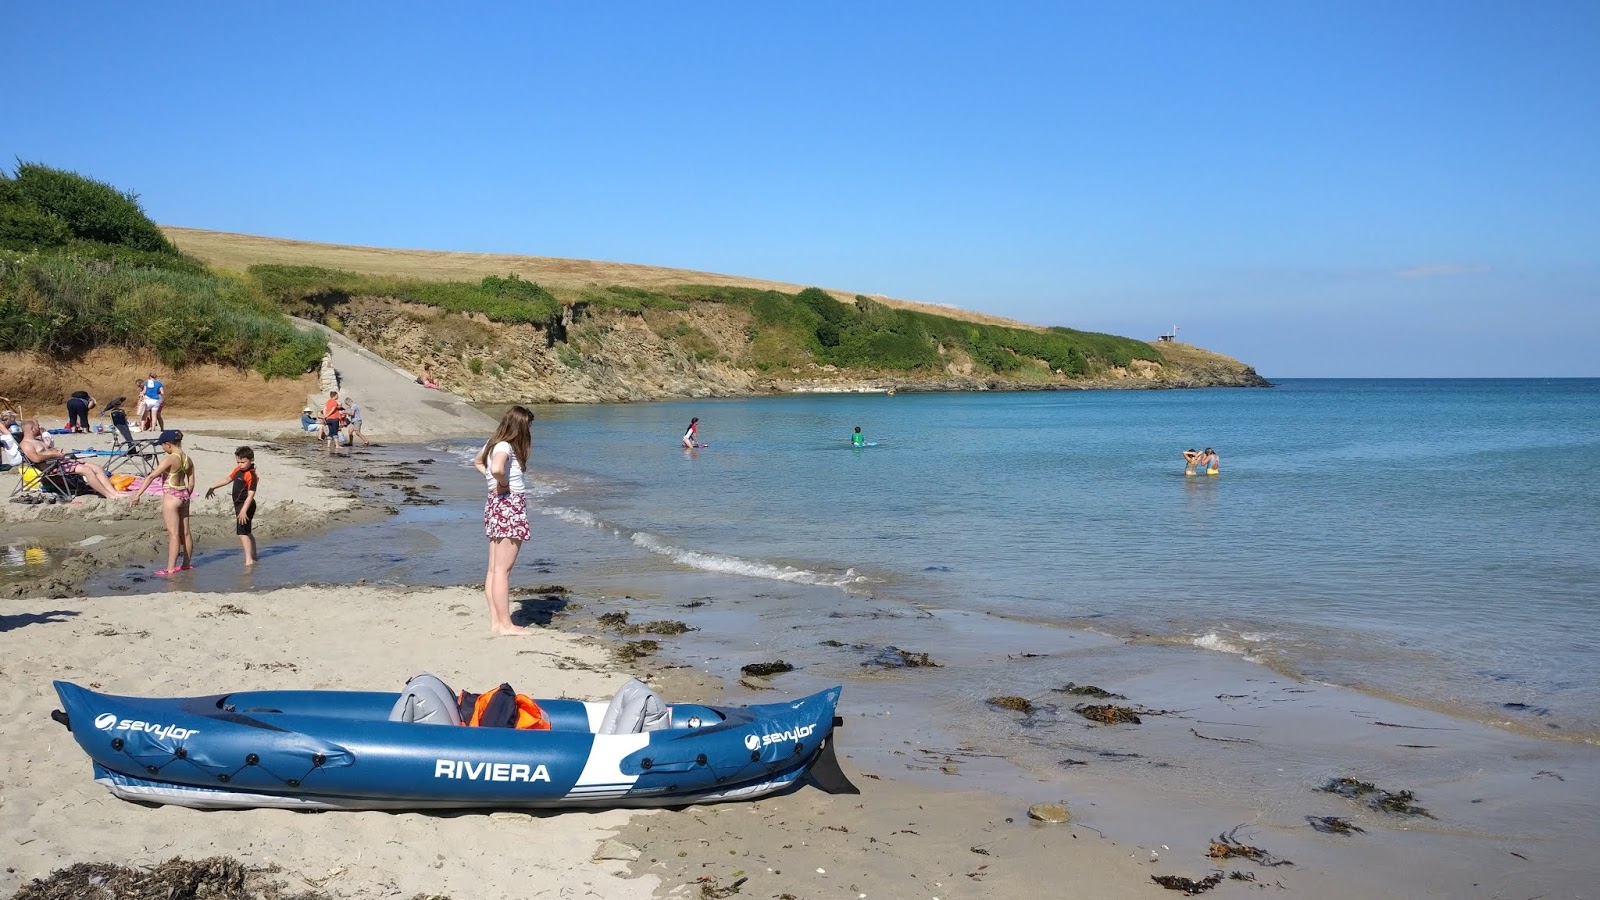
[491,624,529,636]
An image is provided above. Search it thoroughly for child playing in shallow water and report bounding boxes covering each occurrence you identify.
[131,429,196,575]
[206,446,259,566]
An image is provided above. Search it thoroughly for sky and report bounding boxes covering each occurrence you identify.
[4,2,1597,377]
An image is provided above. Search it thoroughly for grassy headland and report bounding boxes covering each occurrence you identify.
[168,227,1268,403]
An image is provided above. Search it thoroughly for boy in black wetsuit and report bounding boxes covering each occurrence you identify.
[206,446,260,566]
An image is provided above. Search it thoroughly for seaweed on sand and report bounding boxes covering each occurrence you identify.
[1306,815,1365,835]
[861,646,941,668]
[1207,826,1293,867]
[616,640,659,663]
[1151,872,1224,894]
[10,856,340,900]
[1053,682,1124,699]
[1318,777,1435,818]
[1073,703,1142,725]
[740,660,793,678]
[986,696,1035,715]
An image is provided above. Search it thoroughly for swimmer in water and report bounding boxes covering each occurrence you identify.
[1198,447,1219,475]
[1182,448,1201,476]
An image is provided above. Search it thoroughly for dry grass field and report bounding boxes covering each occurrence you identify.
[162,226,1043,331]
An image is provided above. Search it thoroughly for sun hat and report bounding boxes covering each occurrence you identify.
[303,406,313,412]
[157,429,183,444]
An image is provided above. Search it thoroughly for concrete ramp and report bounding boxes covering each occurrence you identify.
[293,317,496,439]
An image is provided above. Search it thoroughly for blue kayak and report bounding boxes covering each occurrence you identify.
[52,678,852,811]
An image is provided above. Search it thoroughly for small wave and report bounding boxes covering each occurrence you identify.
[1193,632,1251,656]
[631,532,861,588]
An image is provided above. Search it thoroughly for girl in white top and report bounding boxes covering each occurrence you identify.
[473,405,534,636]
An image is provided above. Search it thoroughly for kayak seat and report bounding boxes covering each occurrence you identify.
[389,672,462,726]
[598,678,671,735]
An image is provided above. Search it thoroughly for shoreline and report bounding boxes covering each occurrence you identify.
[4,417,1595,899]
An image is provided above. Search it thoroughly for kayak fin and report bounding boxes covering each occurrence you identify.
[807,735,860,795]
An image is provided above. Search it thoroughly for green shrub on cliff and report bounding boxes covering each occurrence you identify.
[1,162,178,255]
[0,163,324,377]
[251,264,563,325]
[1,253,326,378]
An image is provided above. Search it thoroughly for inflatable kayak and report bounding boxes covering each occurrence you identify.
[51,677,854,811]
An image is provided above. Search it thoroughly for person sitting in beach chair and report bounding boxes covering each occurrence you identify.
[16,419,121,500]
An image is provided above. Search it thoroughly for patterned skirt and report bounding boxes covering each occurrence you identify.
[484,491,529,542]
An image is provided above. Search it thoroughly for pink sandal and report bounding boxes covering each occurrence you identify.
[153,568,178,576]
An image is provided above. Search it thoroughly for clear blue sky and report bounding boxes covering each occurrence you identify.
[5,2,1597,377]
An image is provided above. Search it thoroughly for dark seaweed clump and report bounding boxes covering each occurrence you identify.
[860,645,941,668]
[1074,703,1142,725]
[1151,872,1224,894]
[1307,815,1366,835]
[987,695,1034,714]
[1053,682,1124,699]
[741,660,794,678]
[1318,777,1434,817]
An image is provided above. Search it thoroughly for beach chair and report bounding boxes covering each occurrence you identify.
[106,408,160,476]
[7,457,94,503]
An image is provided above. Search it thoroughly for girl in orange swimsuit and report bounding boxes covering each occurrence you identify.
[131,429,196,575]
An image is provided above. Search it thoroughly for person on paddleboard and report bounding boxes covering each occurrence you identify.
[682,417,700,449]
[852,426,866,448]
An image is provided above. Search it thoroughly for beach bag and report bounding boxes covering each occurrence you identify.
[18,464,43,491]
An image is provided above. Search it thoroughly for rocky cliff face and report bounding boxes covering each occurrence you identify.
[329,297,1268,404]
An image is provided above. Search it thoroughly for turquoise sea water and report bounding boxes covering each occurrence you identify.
[523,379,1600,735]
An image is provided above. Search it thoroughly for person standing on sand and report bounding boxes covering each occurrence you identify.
[142,373,166,432]
[205,446,259,566]
[131,429,195,576]
[682,416,699,449]
[475,405,535,636]
[1182,448,1201,476]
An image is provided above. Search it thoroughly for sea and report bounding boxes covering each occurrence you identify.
[517,378,1600,738]
[85,378,1600,737]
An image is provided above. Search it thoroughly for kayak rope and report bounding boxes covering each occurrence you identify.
[108,737,328,788]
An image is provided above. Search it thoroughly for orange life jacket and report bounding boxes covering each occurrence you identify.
[458,684,550,730]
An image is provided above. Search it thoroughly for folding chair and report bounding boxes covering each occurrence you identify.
[7,458,93,503]
[106,408,160,476]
